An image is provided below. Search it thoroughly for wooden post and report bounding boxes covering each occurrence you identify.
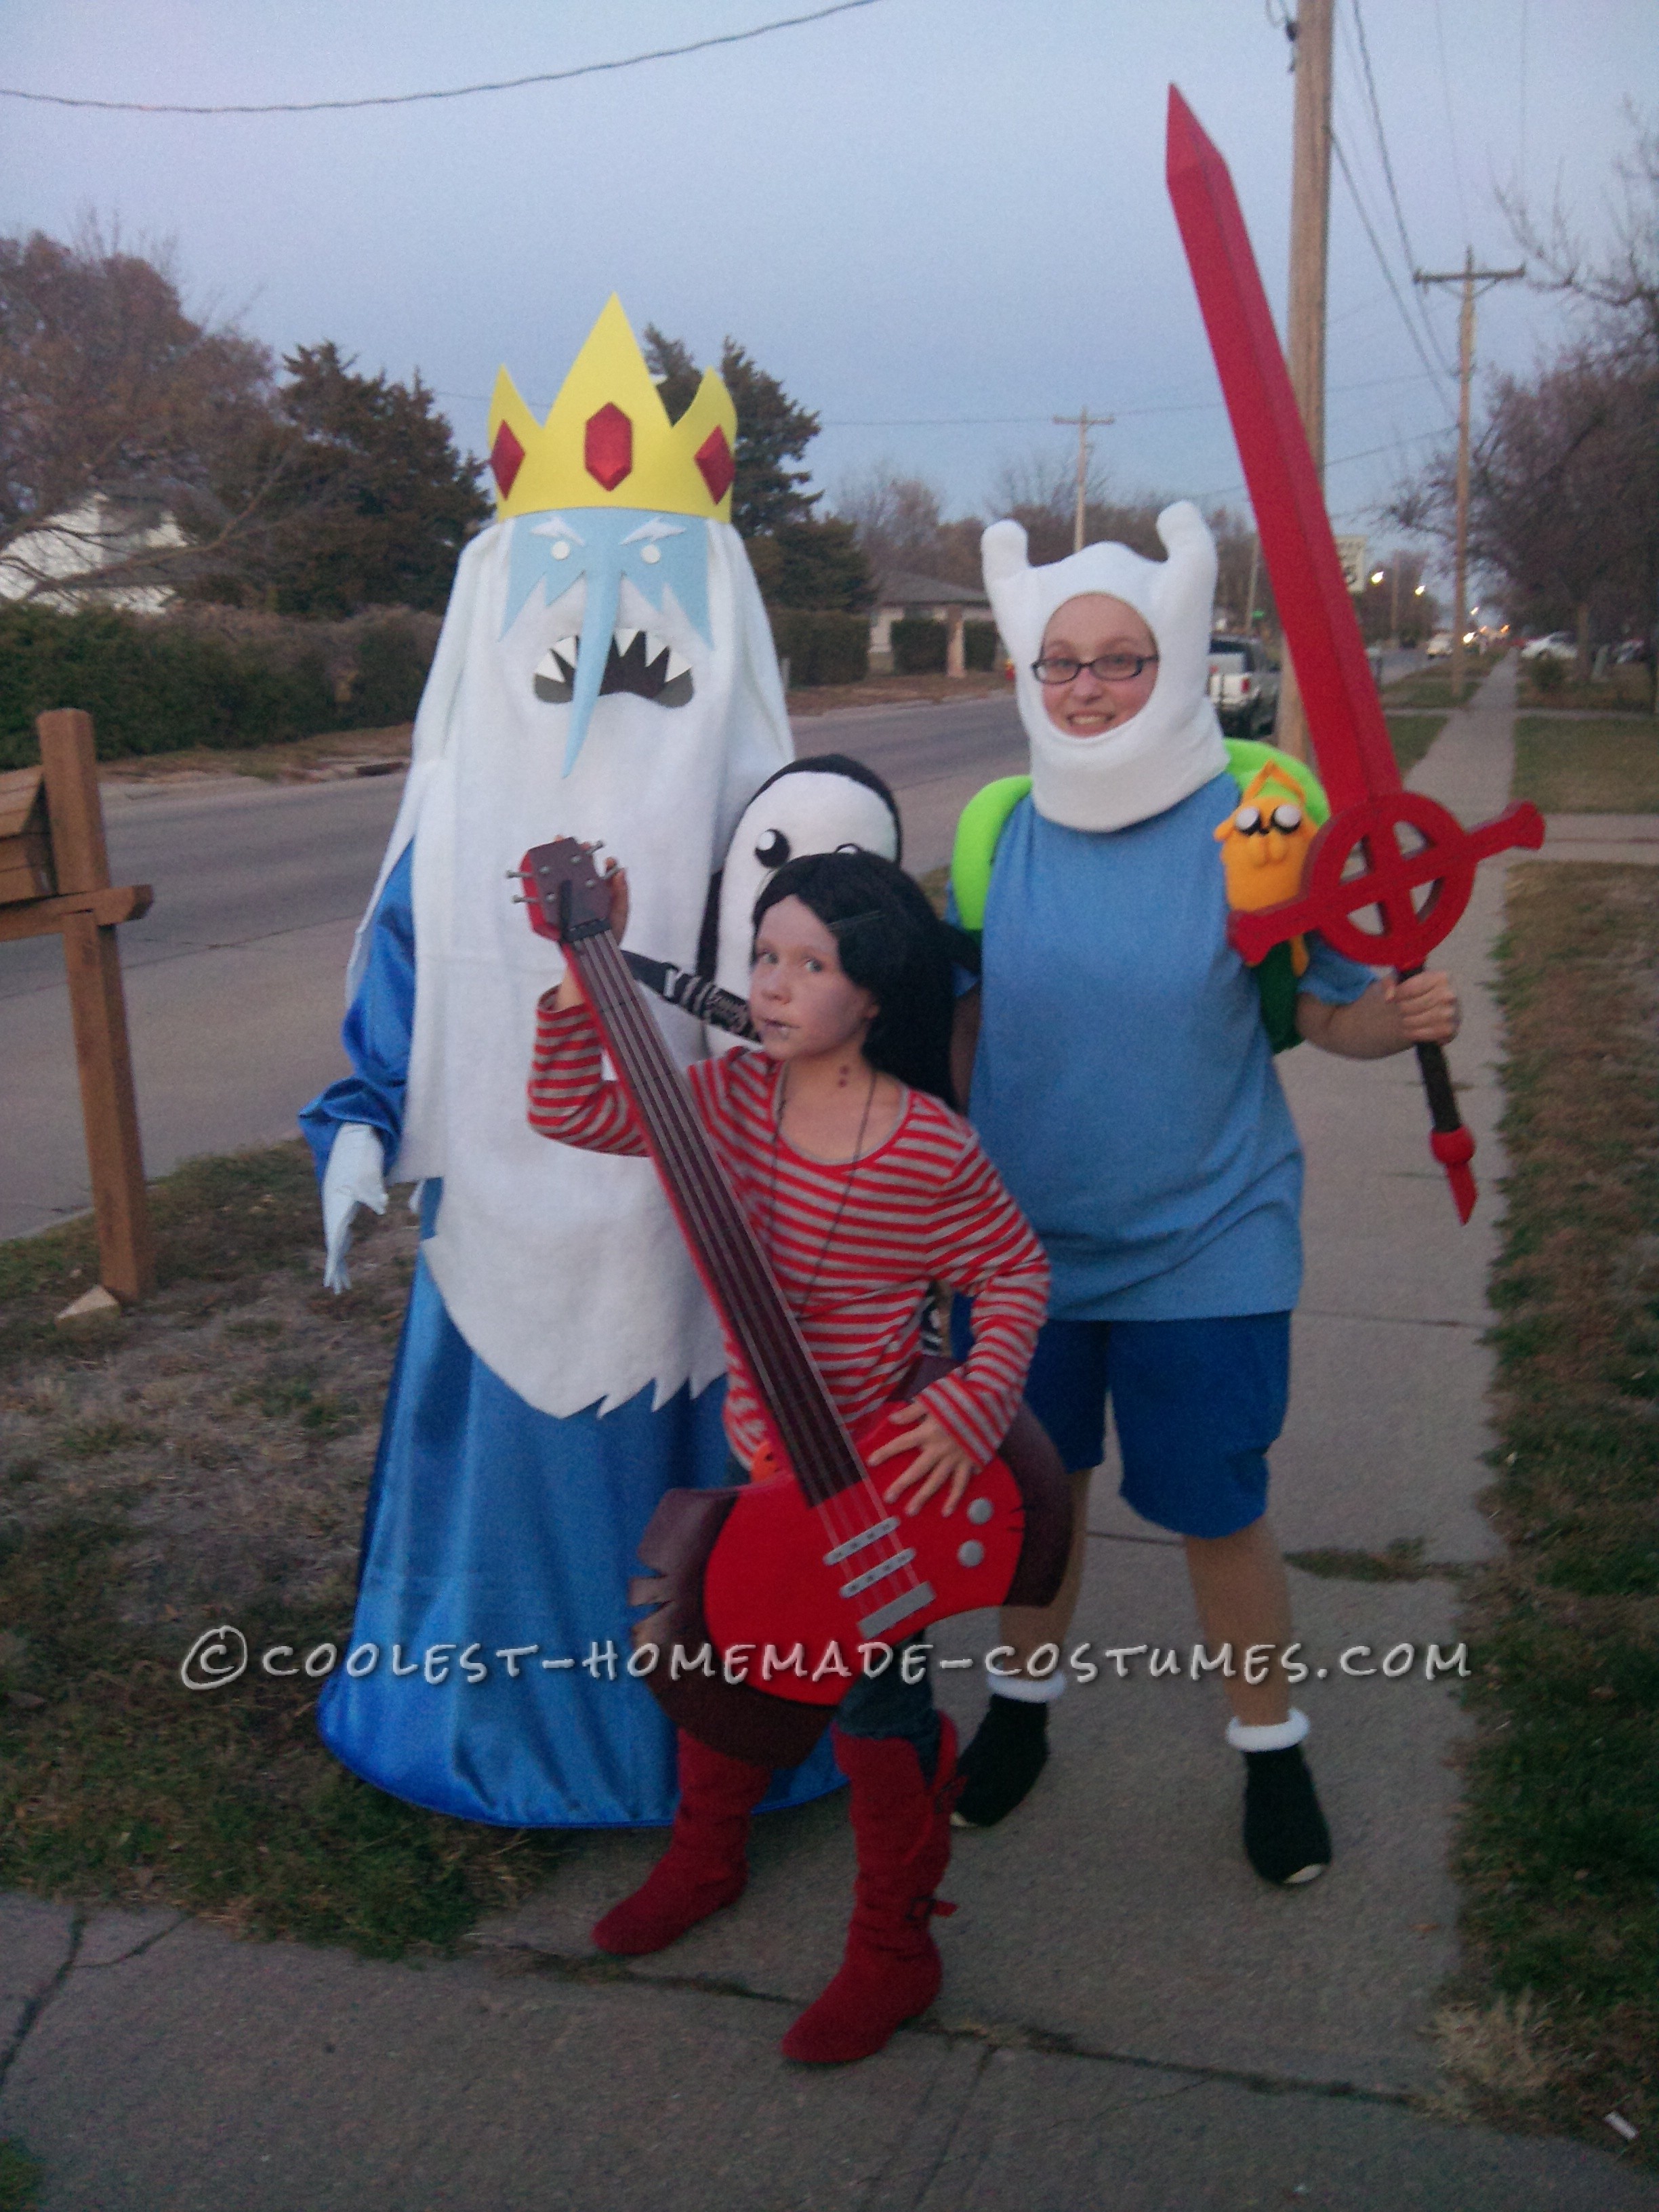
[33,711,155,1301]
[1414,257,1525,703]
[946,603,966,679]
[1273,0,1333,766]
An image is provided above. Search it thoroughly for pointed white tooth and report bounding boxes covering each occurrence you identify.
[613,628,639,656]
[554,636,578,661]
[665,651,691,679]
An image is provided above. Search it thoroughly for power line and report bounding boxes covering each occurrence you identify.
[1431,0,1471,237]
[0,0,880,115]
[1330,127,1459,415]
[431,369,1441,424]
[1345,0,1456,378]
[1194,423,1446,504]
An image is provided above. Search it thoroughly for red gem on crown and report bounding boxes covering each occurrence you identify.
[584,403,634,491]
[695,426,735,506]
[490,420,525,499]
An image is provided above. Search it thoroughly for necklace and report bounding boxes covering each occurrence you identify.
[764,1061,877,1318]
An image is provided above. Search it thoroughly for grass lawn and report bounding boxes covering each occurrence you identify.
[1446,861,1659,2156]
[0,1147,576,1959]
[1385,712,1448,777]
[1516,664,1654,715]
[1382,663,1488,711]
[1514,716,1659,815]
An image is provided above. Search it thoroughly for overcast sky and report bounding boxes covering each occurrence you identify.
[4,0,1654,584]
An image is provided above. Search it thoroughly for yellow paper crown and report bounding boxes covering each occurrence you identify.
[487,295,737,524]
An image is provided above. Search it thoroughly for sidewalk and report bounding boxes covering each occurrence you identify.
[3,660,1654,2209]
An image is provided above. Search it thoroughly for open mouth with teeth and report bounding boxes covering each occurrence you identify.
[533,630,695,710]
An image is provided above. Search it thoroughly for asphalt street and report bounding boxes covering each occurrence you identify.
[0,695,1027,1240]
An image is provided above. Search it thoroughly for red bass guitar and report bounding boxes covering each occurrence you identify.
[520,837,1071,1768]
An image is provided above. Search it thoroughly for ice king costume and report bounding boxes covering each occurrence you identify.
[301,299,840,1827]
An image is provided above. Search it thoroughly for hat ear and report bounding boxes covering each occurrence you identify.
[981,519,1030,587]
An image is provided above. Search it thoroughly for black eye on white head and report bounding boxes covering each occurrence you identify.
[1270,802,1303,833]
[755,829,790,868]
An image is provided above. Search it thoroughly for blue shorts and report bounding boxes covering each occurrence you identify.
[953,1307,1291,1540]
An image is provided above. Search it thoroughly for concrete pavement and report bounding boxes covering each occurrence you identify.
[4,660,1655,2206]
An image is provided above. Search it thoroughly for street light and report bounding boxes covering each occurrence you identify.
[1370,569,1385,584]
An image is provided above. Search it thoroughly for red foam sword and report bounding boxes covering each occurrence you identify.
[1165,86,1544,1222]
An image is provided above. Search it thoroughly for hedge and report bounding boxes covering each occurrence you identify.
[0,602,436,769]
[769,609,869,689]
[964,619,1000,672]
[890,617,948,675]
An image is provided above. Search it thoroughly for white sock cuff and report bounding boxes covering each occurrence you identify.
[991,1670,1067,1706]
[1225,1707,1309,1753]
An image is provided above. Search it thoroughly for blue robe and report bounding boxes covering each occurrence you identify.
[301,848,839,1826]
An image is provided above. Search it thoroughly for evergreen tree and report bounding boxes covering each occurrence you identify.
[643,324,821,539]
[253,344,489,615]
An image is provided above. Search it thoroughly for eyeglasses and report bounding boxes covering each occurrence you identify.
[1031,652,1160,686]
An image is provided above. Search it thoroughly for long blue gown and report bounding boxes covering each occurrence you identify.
[301,847,840,1826]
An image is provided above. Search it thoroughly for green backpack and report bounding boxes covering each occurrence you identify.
[949,740,1330,1054]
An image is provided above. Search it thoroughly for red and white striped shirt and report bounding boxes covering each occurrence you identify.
[528,1000,1049,1472]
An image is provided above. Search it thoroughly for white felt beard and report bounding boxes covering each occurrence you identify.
[983,500,1228,833]
[347,512,793,1417]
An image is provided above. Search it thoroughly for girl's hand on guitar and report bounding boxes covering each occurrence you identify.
[868,1403,979,1518]
[549,858,630,1011]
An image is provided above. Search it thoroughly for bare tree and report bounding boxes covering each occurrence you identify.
[0,222,284,601]
[832,466,947,586]
[1498,106,1659,365]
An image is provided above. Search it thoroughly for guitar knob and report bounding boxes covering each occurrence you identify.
[956,1540,985,1568]
[966,1497,993,1525]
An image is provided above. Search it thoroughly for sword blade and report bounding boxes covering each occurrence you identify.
[1165,85,1401,815]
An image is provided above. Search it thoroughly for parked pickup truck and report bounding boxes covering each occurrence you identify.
[1206,635,1280,739]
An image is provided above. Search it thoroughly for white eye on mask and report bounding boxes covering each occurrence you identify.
[983,499,1228,832]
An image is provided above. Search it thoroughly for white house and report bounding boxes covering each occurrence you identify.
[0,495,188,615]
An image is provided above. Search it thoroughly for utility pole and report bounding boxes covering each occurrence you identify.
[1052,409,1114,552]
[1274,0,1333,764]
[1414,251,1525,703]
[1244,532,1261,635]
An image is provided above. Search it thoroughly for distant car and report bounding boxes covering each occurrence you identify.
[1613,638,1650,666]
[1206,635,1279,738]
[1424,632,1454,659]
[1519,632,1577,663]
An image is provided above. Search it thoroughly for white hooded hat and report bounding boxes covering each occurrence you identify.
[983,499,1228,832]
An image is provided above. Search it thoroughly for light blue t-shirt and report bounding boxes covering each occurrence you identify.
[963,777,1374,1322]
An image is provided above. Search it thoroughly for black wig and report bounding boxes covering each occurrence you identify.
[752,850,964,1105]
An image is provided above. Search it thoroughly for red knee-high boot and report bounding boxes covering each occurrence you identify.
[781,1715,959,2064]
[592,1731,773,1957]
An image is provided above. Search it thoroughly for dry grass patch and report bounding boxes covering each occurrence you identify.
[1513,715,1659,815]
[98,722,413,785]
[0,1143,576,1957]
[1448,861,1659,2158]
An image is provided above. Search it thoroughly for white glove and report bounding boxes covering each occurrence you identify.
[321,1122,388,1293]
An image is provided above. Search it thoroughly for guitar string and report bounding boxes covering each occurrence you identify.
[576,924,916,1567]
[584,941,895,1569]
[581,932,874,1529]
[576,928,902,1554]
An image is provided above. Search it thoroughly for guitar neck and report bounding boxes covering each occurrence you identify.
[565,924,867,1510]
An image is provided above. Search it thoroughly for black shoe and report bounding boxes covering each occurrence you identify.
[1242,1743,1332,1885]
[951,1694,1050,1828]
